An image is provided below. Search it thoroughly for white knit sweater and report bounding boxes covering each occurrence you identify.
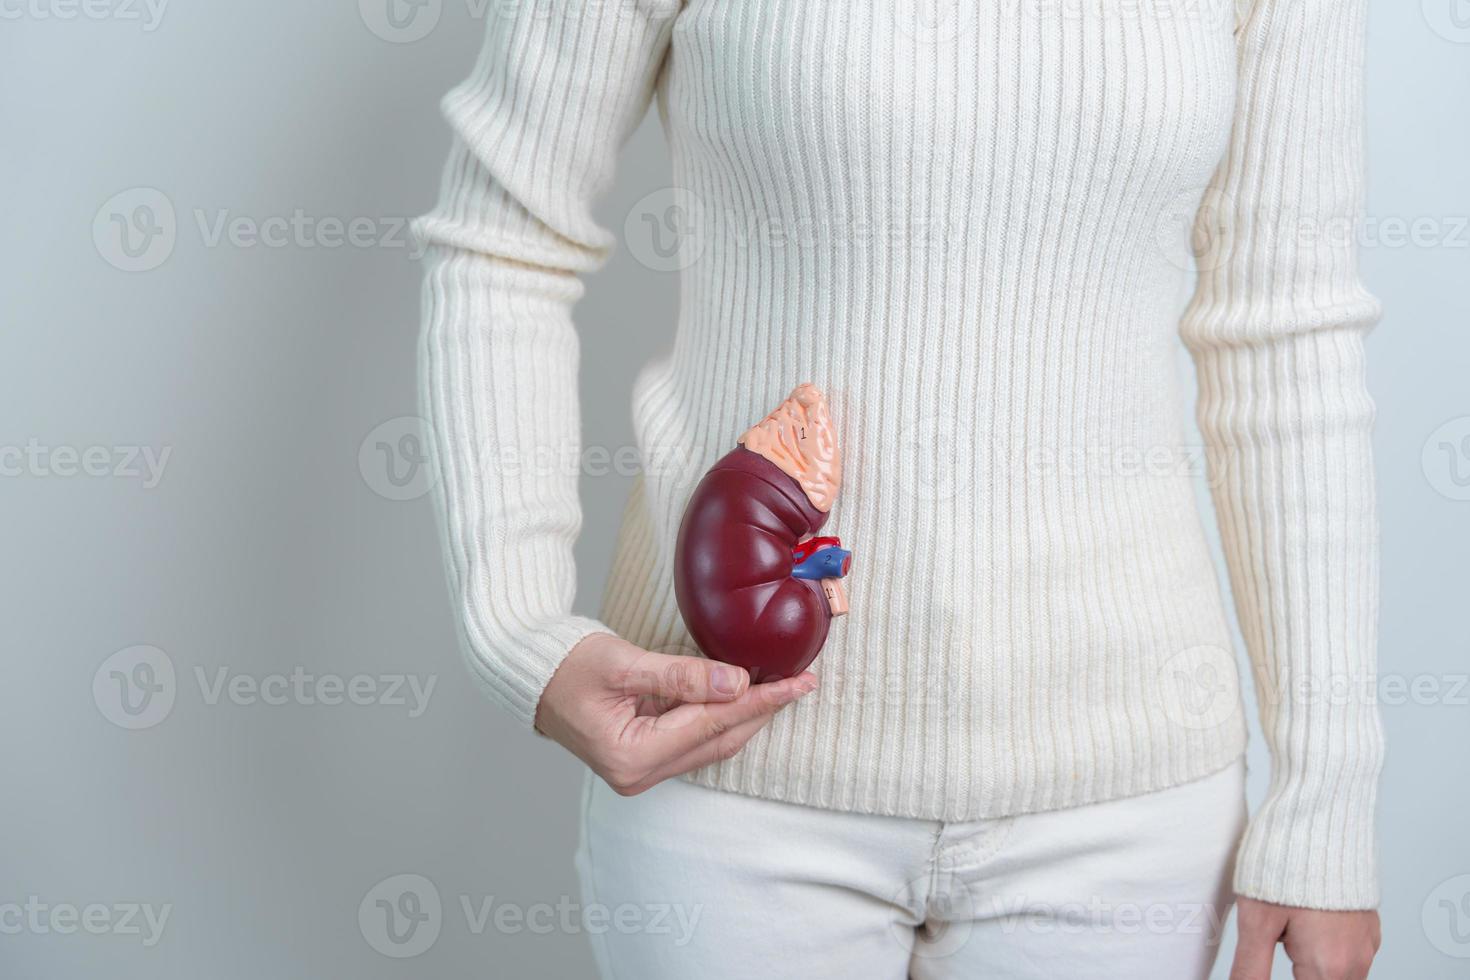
[416,0,1383,910]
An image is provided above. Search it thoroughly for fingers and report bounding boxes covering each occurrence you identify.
[1228,933,1276,980]
[618,650,750,704]
[1279,908,1381,980]
[622,710,780,795]
[646,673,816,758]
[1230,899,1287,980]
[601,672,818,795]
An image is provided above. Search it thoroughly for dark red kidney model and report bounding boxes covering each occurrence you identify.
[673,383,852,682]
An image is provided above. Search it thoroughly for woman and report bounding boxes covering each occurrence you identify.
[414,1,1383,976]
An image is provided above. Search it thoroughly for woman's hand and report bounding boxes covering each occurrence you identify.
[1229,897,1381,980]
[534,632,818,796]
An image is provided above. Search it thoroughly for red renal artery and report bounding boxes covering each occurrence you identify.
[791,536,843,563]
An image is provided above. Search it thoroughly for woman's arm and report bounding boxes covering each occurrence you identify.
[1181,0,1384,972]
[413,0,679,725]
[413,0,818,791]
[414,0,820,795]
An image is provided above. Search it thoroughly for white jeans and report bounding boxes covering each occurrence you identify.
[575,758,1246,979]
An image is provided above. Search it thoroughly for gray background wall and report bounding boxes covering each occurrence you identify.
[1,1,1466,977]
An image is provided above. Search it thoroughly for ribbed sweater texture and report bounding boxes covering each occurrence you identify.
[415,0,1383,910]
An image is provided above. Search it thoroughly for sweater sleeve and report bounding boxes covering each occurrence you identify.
[1181,0,1383,910]
[414,1,678,728]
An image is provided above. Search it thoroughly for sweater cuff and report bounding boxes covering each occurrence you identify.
[462,615,615,730]
[1232,764,1382,910]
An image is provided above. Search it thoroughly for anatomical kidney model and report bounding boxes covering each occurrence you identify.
[673,383,852,682]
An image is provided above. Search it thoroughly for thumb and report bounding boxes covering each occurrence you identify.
[619,650,750,704]
[1230,901,1284,980]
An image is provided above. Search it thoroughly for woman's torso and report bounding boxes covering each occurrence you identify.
[602,0,1249,820]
